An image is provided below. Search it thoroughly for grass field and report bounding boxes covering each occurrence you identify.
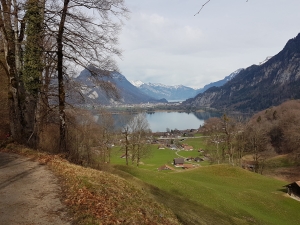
[112,164,300,225]
[110,138,300,225]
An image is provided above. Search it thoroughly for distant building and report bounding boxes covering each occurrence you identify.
[194,157,203,162]
[185,157,194,161]
[284,181,300,200]
[182,164,194,169]
[173,158,184,167]
[183,145,193,151]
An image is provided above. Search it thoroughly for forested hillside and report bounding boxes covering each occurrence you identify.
[184,33,300,112]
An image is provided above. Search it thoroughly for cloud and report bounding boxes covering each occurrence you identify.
[116,0,300,89]
[120,12,205,55]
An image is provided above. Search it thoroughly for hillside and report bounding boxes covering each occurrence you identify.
[132,82,197,101]
[113,163,300,225]
[184,33,300,112]
[74,67,167,105]
[2,139,299,225]
[0,145,180,225]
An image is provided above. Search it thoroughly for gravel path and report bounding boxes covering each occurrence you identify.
[0,152,71,225]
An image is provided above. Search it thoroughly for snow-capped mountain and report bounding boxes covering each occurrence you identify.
[131,82,197,101]
[131,80,144,87]
[73,66,167,105]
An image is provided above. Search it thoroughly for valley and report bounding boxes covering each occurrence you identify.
[1,1,300,224]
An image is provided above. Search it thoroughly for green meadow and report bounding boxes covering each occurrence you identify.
[110,138,300,225]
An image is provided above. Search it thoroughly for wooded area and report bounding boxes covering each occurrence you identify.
[200,100,300,172]
[0,0,128,161]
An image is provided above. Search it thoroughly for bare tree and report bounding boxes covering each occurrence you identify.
[243,121,269,173]
[200,117,225,163]
[128,113,152,167]
[120,113,152,166]
[97,108,115,163]
[43,0,128,153]
[0,0,128,154]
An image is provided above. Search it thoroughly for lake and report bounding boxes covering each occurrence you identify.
[146,112,204,132]
[100,111,220,132]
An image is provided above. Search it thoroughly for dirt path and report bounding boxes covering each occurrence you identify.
[0,152,71,225]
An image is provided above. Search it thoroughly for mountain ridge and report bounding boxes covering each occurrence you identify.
[183,33,300,112]
[74,67,167,105]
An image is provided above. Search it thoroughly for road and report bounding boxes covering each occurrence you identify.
[0,152,71,225]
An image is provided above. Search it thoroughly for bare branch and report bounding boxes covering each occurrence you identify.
[194,0,211,16]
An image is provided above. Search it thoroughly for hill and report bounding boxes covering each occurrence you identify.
[74,67,167,105]
[184,33,300,112]
[132,82,197,101]
[113,163,300,225]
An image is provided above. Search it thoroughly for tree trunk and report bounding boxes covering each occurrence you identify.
[57,0,70,153]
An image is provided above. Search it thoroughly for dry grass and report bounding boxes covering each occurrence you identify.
[0,144,181,225]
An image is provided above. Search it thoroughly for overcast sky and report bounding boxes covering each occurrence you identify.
[115,0,300,89]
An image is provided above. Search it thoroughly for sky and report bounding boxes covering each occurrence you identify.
[115,0,300,89]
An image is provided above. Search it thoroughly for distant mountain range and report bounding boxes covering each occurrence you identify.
[183,33,300,112]
[74,66,244,105]
[73,32,299,110]
[131,69,242,101]
[130,81,197,101]
[74,67,167,105]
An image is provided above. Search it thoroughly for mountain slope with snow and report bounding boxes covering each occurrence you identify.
[131,82,197,101]
[73,67,167,105]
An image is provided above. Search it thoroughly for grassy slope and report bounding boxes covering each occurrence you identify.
[3,142,299,225]
[0,145,180,225]
[112,164,300,225]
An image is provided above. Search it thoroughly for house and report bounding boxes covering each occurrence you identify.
[183,145,193,151]
[182,164,194,169]
[185,157,194,161]
[194,157,203,162]
[284,181,300,200]
[158,164,175,171]
[173,158,184,167]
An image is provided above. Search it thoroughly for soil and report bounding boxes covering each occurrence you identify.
[0,152,71,225]
[265,166,300,183]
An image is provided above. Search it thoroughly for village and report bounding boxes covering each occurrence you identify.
[150,129,210,171]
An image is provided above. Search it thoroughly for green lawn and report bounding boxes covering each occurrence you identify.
[109,138,300,225]
[112,164,300,225]
[111,143,210,170]
[182,137,208,150]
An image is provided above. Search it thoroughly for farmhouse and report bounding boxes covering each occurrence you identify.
[183,145,193,151]
[284,181,300,200]
[194,157,203,162]
[185,156,194,161]
[182,164,194,169]
[173,158,184,167]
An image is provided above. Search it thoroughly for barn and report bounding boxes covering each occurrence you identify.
[284,181,300,199]
[173,158,184,167]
